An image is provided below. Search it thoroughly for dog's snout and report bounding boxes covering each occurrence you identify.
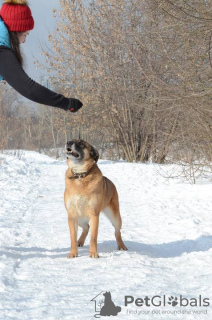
[66,141,74,153]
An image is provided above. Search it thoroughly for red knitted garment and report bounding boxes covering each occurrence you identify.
[0,0,34,32]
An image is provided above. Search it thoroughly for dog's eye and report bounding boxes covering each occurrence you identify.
[79,141,85,148]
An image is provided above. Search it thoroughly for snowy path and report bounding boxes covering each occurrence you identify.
[0,152,212,319]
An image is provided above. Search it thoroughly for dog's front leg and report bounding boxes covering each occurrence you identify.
[67,216,78,258]
[89,215,99,258]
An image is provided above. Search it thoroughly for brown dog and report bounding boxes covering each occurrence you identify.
[64,139,128,258]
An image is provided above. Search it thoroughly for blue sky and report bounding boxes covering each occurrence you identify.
[23,0,60,81]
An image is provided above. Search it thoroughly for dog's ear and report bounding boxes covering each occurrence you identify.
[90,145,99,162]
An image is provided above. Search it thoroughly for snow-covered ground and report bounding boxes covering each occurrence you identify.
[0,151,212,320]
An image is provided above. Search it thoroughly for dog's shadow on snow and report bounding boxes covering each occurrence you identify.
[1,235,212,260]
[97,235,212,258]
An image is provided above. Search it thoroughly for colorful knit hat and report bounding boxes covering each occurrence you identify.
[0,0,34,32]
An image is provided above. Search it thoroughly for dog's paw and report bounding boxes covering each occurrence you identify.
[89,252,100,258]
[78,241,84,247]
[118,243,128,251]
[67,252,78,258]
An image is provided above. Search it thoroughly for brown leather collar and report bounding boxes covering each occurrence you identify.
[68,163,95,180]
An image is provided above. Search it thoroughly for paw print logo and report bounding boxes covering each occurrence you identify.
[168,296,178,307]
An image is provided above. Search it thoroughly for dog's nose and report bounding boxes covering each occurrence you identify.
[66,141,74,147]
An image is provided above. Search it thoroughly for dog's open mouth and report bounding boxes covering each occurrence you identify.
[66,148,80,158]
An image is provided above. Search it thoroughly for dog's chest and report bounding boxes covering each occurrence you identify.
[66,194,90,217]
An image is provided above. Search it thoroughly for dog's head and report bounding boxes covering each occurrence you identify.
[66,139,99,164]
